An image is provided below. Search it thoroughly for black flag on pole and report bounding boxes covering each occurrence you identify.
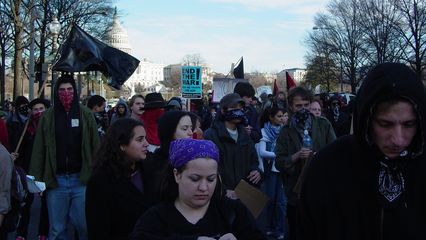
[52,24,140,89]
[233,57,244,79]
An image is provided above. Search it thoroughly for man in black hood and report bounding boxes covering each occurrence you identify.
[299,63,426,240]
[30,75,100,240]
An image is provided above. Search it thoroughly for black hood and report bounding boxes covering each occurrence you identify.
[354,62,426,156]
[54,75,79,110]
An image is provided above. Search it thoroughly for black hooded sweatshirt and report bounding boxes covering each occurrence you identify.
[54,76,83,174]
[298,63,426,240]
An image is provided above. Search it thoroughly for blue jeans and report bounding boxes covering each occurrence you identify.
[257,172,288,238]
[46,173,87,240]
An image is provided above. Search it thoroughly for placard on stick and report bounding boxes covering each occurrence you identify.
[234,179,269,219]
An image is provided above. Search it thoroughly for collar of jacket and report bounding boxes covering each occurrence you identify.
[212,120,251,145]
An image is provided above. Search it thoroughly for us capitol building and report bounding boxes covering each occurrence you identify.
[105,11,165,93]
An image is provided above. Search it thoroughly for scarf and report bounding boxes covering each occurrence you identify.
[141,108,165,145]
[290,108,313,138]
[58,91,74,112]
[332,106,340,122]
[224,109,248,126]
[378,151,409,207]
[27,111,43,136]
[263,122,282,142]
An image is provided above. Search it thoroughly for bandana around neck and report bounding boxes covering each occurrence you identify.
[58,91,74,112]
[378,151,409,206]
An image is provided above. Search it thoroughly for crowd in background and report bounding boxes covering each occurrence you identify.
[2,63,423,240]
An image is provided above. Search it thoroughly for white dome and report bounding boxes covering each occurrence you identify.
[107,11,132,54]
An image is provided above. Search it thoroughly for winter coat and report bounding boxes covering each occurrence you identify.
[29,105,99,189]
[299,63,426,240]
[275,116,336,206]
[204,121,259,190]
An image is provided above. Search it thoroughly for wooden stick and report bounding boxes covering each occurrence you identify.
[13,78,49,156]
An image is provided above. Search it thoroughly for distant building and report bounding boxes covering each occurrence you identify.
[277,68,306,83]
[106,11,164,91]
[164,63,213,84]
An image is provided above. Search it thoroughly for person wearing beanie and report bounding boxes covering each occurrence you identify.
[204,93,261,200]
[130,138,266,240]
[30,75,99,240]
[6,96,29,153]
[233,82,261,143]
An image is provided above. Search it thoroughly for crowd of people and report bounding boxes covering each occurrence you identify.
[0,62,425,240]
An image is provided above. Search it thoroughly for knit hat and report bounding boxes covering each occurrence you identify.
[169,138,219,168]
[219,93,245,109]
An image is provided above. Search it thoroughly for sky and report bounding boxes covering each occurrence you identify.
[115,0,329,74]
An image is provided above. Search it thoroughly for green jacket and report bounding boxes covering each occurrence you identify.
[275,116,336,206]
[30,104,100,189]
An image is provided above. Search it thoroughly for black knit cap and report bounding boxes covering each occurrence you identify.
[14,96,29,107]
[233,81,255,98]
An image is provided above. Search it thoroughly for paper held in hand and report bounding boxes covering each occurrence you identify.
[234,179,269,219]
[26,175,46,193]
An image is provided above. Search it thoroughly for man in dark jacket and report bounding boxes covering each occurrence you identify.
[275,86,336,240]
[299,63,426,240]
[30,75,99,240]
[204,93,261,199]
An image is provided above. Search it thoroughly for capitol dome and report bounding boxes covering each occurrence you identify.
[106,8,132,54]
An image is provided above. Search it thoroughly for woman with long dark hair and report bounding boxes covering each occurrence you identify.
[86,118,156,239]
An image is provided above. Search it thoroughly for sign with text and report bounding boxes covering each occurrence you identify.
[181,66,202,99]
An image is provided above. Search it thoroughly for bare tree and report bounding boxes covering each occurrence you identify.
[181,53,205,66]
[392,0,426,77]
[0,0,14,105]
[358,0,404,64]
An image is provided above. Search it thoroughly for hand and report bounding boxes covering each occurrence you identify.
[299,148,313,159]
[226,190,238,200]
[11,152,19,161]
[219,233,237,240]
[247,170,261,185]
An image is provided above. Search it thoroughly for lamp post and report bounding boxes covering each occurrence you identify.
[312,26,344,92]
[48,16,61,99]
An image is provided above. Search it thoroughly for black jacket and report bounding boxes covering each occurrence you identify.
[204,121,259,190]
[299,63,426,240]
[86,161,158,240]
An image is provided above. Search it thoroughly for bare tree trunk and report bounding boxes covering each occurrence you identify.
[0,47,5,106]
[12,0,23,99]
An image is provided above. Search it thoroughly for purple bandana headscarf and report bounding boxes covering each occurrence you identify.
[169,138,220,168]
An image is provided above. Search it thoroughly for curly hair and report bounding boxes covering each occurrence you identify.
[92,118,144,179]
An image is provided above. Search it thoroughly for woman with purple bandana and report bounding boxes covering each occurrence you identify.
[130,138,266,240]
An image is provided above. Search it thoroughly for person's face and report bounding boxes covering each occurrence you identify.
[309,102,322,117]
[242,96,252,106]
[174,158,218,209]
[117,105,126,114]
[174,115,193,139]
[121,126,149,161]
[283,112,289,125]
[269,110,285,125]
[370,101,417,159]
[58,83,74,95]
[131,97,145,115]
[222,103,244,124]
[277,93,285,100]
[331,100,340,109]
[31,103,46,114]
[94,102,106,113]
[291,96,310,113]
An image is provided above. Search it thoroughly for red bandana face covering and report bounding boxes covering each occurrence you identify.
[58,91,74,112]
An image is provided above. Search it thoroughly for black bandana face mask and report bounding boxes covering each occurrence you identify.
[18,105,29,116]
[224,109,248,125]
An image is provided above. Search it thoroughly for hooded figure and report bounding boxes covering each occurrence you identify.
[299,63,426,240]
[324,94,351,137]
[110,99,130,124]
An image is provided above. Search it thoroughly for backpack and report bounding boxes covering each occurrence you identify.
[3,164,28,232]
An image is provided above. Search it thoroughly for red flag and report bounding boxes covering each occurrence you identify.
[286,72,297,91]
[273,79,279,95]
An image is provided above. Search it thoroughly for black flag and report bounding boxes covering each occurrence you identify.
[233,57,244,79]
[52,24,140,89]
